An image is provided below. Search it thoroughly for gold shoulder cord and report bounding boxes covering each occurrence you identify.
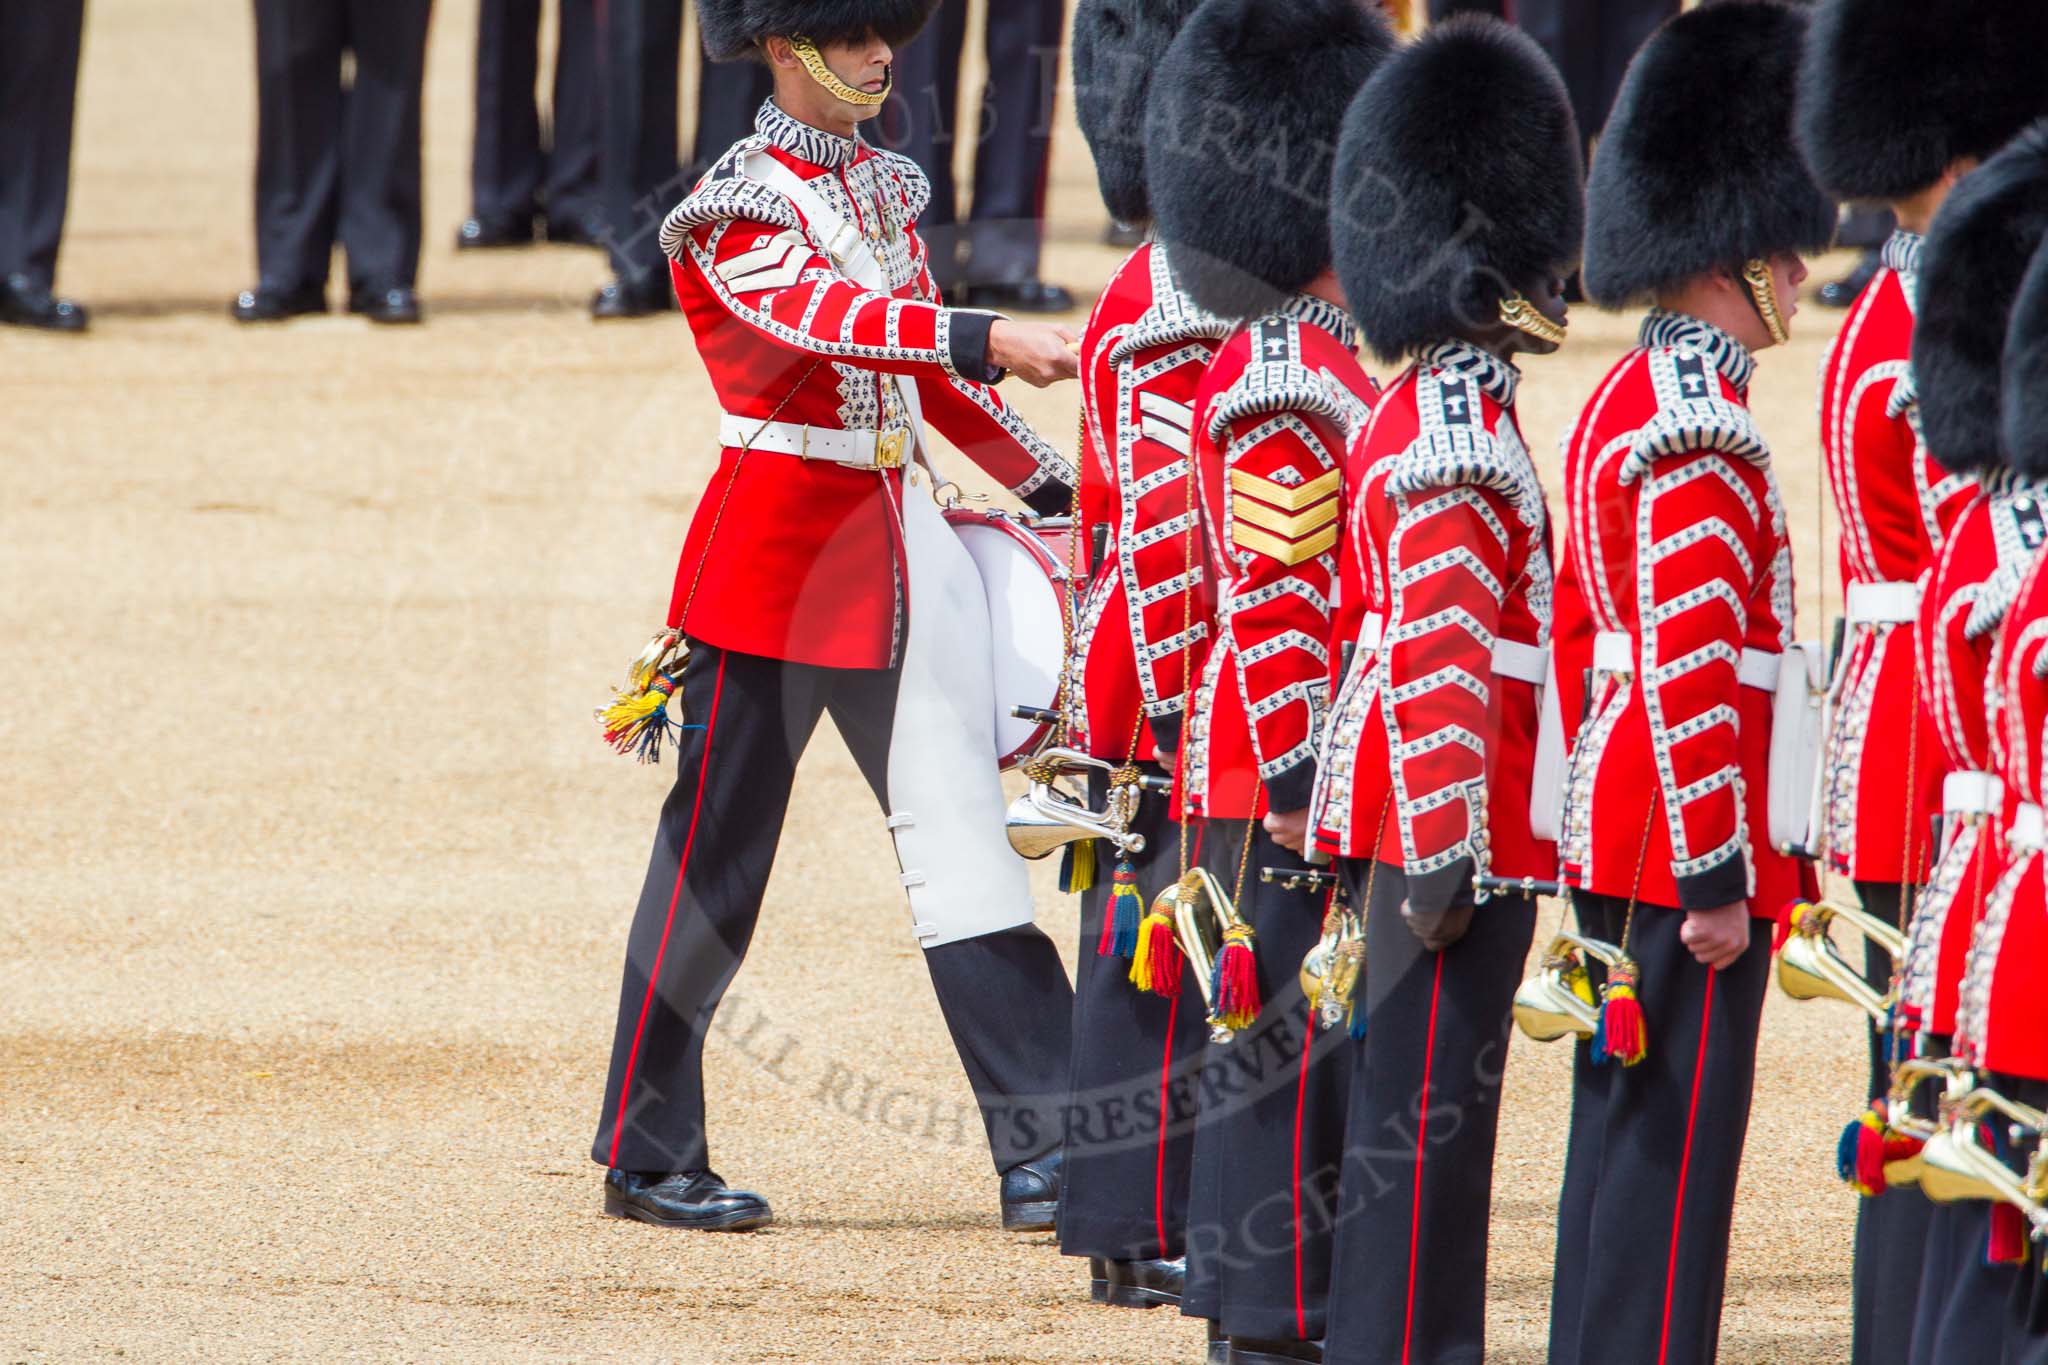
[789,36,890,107]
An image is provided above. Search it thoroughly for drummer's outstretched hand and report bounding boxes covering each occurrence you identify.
[989,320,1081,387]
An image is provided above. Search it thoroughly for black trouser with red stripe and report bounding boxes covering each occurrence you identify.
[1323,860,1535,1365]
[1057,764,1208,1262]
[590,639,1074,1178]
[1903,1032,2013,1365]
[1547,893,1772,1365]
[1851,881,1935,1365]
[1179,819,1352,1344]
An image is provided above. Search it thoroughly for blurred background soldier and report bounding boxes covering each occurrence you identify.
[883,0,1073,312]
[0,0,90,331]
[455,0,602,249]
[587,0,771,318]
[232,0,434,325]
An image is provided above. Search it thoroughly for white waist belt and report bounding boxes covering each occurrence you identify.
[2013,802,2045,851]
[718,413,910,469]
[1356,613,1546,684]
[1846,580,1921,625]
[1592,630,1778,690]
[1943,769,2003,818]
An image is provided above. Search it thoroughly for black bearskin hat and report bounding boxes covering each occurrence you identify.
[1331,16,1583,365]
[1915,121,2048,478]
[1797,0,2048,204]
[695,0,939,62]
[1582,1,1836,309]
[1145,0,1398,320]
[1073,0,1203,226]
[2005,236,2048,481]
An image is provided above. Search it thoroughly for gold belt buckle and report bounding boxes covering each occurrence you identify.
[875,428,907,469]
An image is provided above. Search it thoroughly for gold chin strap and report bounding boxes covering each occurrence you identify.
[1743,258,1791,345]
[790,36,890,106]
[1499,294,1566,345]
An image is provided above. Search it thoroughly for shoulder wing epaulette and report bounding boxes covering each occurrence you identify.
[1965,488,2048,639]
[1620,345,1768,484]
[658,139,801,261]
[1205,320,1350,443]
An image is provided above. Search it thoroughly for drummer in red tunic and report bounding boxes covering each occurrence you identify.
[1309,20,1583,1365]
[1057,0,1227,1318]
[1544,8,1834,1362]
[588,0,1087,1234]
[1792,3,2048,1356]
[1894,124,2048,1365]
[1144,1,1392,1358]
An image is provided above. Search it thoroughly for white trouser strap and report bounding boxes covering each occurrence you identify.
[718,413,909,468]
[1943,770,2004,819]
[1846,580,1921,625]
[2012,801,2045,852]
[1355,612,1546,683]
[1592,630,1778,690]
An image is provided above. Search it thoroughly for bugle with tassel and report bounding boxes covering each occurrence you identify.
[1774,898,1904,1020]
[1512,930,1622,1044]
[1001,711,1171,861]
[1148,867,1259,1041]
[1918,1086,2048,1217]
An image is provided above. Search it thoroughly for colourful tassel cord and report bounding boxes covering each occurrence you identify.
[1128,909,1185,997]
[598,672,681,763]
[1989,1202,2029,1266]
[1061,838,1097,895]
[1099,858,1143,958]
[1772,898,1812,954]
[1591,957,1648,1067]
[1347,992,1368,1042]
[1209,923,1261,1033]
[1836,1104,1924,1196]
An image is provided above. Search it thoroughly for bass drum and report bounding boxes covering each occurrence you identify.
[945,508,1075,769]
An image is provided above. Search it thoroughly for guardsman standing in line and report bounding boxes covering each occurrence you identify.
[0,0,89,330]
[456,0,602,249]
[1544,7,1835,1363]
[590,0,1089,1233]
[1058,0,1225,1315]
[1145,1,1393,1360]
[1964,237,2048,1364]
[1792,6,2048,1360]
[232,0,434,325]
[1894,123,2048,1365]
[1309,18,1583,1365]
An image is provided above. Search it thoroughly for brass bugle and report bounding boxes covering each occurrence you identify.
[1150,866,1248,1042]
[1918,1087,2048,1216]
[1774,899,1904,1020]
[1299,904,1365,1029]
[1877,1056,1973,1189]
[1512,930,1624,1043]
[1004,745,1146,860]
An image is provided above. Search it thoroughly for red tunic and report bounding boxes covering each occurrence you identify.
[656,100,1072,669]
[1183,297,1378,821]
[1311,342,1556,913]
[1817,233,1975,884]
[1899,477,2048,1037]
[1958,524,2048,1080]
[1070,243,1231,763]
[1554,311,1811,918]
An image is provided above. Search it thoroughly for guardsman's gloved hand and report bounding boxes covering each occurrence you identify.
[1401,896,1475,954]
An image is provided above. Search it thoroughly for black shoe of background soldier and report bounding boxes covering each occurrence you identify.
[1102,1255,1183,1308]
[602,1168,773,1231]
[2,274,89,332]
[1103,221,1144,249]
[229,282,327,324]
[999,1150,1062,1231]
[1818,250,1882,308]
[455,214,537,250]
[591,276,671,319]
[348,286,421,325]
[1206,1321,1228,1365]
[1226,1337,1323,1365]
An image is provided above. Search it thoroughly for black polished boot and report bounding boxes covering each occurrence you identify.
[0,275,87,332]
[1205,1321,1228,1365]
[229,282,327,324]
[999,1150,1062,1231]
[1819,250,1882,308]
[601,1168,773,1231]
[1103,1255,1184,1308]
[1088,1256,1109,1303]
[1227,1337,1322,1364]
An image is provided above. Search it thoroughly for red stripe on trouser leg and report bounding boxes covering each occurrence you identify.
[606,652,728,1169]
[1658,969,1717,1364]
[1292,1003,1315,1340]
[1401,952,1446,1363]
[1155,990,1179,1256]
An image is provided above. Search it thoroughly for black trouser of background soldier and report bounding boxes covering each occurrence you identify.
[2002,1077,2048,1362]
[250,0,432,297]
[0,0,86,293]
[1057,764,1208,1264]
[1323,860,1534,1365]
[878,0,1064,292]
[1905,1031,2015,1365]
[469,0,600,236]
[1179,818,1351,1345]
[590,638,1074,1178]
[1512,0,1678,149]
[1851,881,1935,1365]
[1547,892,1771,1365]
